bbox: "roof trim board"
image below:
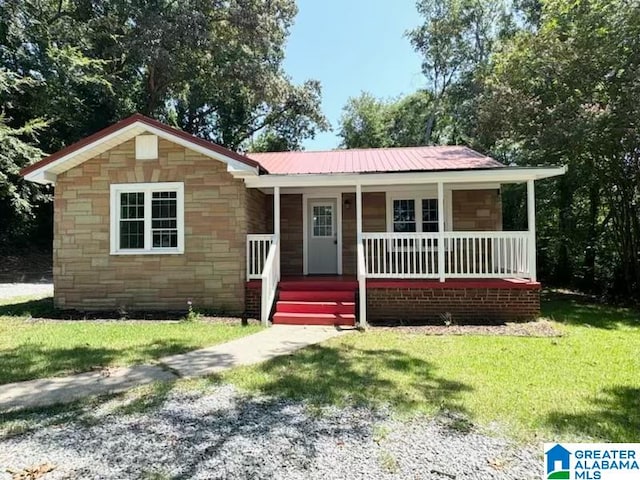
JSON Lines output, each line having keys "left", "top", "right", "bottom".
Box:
{"left": 243, "top": 166, "right": 567, "bottom": 188}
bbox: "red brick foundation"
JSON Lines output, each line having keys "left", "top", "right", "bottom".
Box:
{"left": 245, "top": 282, "right": 261, "bottom": 319}
{"left": 366, "top": 280, "right": 540, "bottom": 325}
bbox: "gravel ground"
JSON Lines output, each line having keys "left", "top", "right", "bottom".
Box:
{"left": 0, "top": 384, "right": 540, "bottom": 480}
{"left": 0, "top": 283, "right": 53, "bottom": 301}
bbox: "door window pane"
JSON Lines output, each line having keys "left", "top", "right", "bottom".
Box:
{"left": 313, "top": 205, "right": 333, "bottom": 237}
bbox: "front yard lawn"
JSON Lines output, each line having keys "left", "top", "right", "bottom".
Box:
{"left": 0, "top": 296, "right": 261, "bottom": 385}
{"left": 222, "top": 292, "right": 640, "bottom": 442}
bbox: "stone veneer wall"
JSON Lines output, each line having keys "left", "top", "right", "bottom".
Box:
{"left": 54, "top": 137, "right": 251, "bottom": 313}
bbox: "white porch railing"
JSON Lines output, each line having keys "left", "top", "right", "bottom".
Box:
{"left": 443, "top": 231, "right": 530, "bottom": 278}
{"left": 362, "top": 232, "right": 440, "bottom": 278}
{"left": 260, "top": 234, "right": 280, "bottom": 325}
{"left": 356, "top": 240, "right": 367, "bottom": 328}
{"left": 247, "top": 234, "right": 276, "bottom": 280}
{"left": 361, "top": 231, "right": 532, "bottom": 279}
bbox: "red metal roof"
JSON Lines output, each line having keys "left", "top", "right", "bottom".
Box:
{"left": 21, "top": 114, "right": 503, "bottom": 179}
{"left": 247, "top": 146, "right": 504, "bottom": 174}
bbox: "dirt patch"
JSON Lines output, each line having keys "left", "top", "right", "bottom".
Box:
{"left": 372, "top": 320, "right": 561, "bottom": 337}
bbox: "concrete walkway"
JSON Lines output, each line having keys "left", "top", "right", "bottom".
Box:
{"left": 0, "top": 325, "right": 349, "bottom": 413}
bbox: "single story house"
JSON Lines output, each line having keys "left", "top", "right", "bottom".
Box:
{"left": 21, "top": 114, "right": 566, "bottom": 327}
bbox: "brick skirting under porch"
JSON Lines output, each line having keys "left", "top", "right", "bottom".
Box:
{"left": 245, "top": 282, "right": 262, "bottom": 319}
{"left": 366, "top": 279, "right": 541, "bottom": 325}
{"left": 246, "top": 278, "right": 541, "bottom": 325}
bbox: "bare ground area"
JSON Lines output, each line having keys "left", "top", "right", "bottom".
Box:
{"left": 371, "top": 320, "right": 561, "bottom": 337}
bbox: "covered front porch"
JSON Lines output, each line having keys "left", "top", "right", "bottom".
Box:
{"left": 244, "top": 167, "right": 564, "bottom": 326}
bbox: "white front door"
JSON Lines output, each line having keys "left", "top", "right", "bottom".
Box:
{"left": 307, "top": 199, "right": 338, "bottom": 274}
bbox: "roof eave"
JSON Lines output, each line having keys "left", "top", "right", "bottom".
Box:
{"left": 247, "top": 165, "right": 567, "bottom": 188}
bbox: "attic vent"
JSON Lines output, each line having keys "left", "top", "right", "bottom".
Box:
{"left": 135, "top": 135, "right": 158, "bottom": 160}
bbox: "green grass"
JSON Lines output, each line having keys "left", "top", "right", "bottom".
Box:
{"left": 221, "top": 292, "right": 640, "bottom": 442}
{"left": 0, "top": 295, "right": 261, "bottom": 385}
{"left": 2, "top": 291, "right": 638, "bottom": 443}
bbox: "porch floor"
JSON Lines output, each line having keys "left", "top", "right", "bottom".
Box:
{"left": 247, "top": 276, "right": 539, "bottom": 290}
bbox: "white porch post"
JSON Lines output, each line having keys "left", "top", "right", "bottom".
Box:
{"left": 274, "top": 186, "right": 281, "bottom": 281}
{"left": 437, "top": 182, "right": 446, "bottom": 282}
{"left": 527, "top": 179, "right": 537, "bottom": 282}
{"left": 356, "top": 184, "right": 367, "bottom": 327}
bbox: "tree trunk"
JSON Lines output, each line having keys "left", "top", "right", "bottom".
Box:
{"left": 582, "top": 180, "right": 599, "bottom": 291}
{"left": 555, "top": 174, "right": 574, "bottom": 285}
{"left": 424, "top": 112, "right": 435, "bottom": 145}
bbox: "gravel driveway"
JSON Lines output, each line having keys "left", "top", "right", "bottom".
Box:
{"left": 0, "top": 384, "right": 539, "bottom": 480}
{"left": 0, "top": 283, "right": 53, "bottom": 300}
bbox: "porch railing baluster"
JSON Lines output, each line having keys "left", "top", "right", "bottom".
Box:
{"left": 359, "top": 231, "right": 532, "bottom": 280}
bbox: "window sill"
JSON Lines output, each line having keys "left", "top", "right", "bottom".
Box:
{"left": 110, "top": 249, "right": 184, "bottom": 256}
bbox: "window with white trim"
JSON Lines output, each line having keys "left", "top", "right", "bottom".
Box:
{"left": 110, "top": 182, "right": 184, "bottom": 255}
{"left": 389, "top": 197, "right": 439, "bottom": 233}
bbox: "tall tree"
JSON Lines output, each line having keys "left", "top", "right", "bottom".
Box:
{"left": 478, "top": 0, "right": 640, "bottom": 298}
{"left": 407, "top": 0, "right": 510, "bottom": 143}
{"left": 0, "top": 0, "right": 328, "bottom": 248}
{"left": 0, "top": 0, "right": 328, "bottom": 152}
{"left": 0, "top": 69, "right": 50, "bottom": 249}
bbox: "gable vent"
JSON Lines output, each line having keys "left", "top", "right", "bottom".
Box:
{"left": 135, "top": 135, "right": 158, "bottom": 160}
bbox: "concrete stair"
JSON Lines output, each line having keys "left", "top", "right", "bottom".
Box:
{"left": 271, "top": 279, "right": 357, "bottom": 326}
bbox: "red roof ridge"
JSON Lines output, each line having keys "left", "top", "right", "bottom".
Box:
{"left": 247, "top": 144, "right": 485, "bottom": 156}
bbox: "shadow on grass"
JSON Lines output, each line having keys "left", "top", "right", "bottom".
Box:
{"left": 225, "top": 343, "right": 473, "bottom": 415}
{"left": 542, "top": 291, "right": 640, "bottom": 329}
{"left": 0, "top": 297, "right": 59, "bottom": 318}
{"left": 546, "top": 386, "right": 640, "bottom": 442}
{"left": 0, "top": 339, "right": 201, "bottom": 385}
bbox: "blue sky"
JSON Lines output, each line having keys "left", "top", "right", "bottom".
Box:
{"left": 283, "top": 0, "right": 425, "bottom": 151}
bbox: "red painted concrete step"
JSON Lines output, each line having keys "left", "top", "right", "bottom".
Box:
{"left": 276, "top": 301, "right": 356, "bottom": 315}
{"left": 278, "top": 290, "right": 356, "bottom": 302}
{"left": 272, "top": 312, "right": 356, "bottom": 326}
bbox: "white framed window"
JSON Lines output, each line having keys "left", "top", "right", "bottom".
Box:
{"left": 387, "top": 196, "right": 440, "bottom": 233}
{"left": 110, "top": 182, "right": 184, "bottom": 255}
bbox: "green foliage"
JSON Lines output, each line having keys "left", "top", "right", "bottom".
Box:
{"left": 406, "top": 0, "right": 512, "bottom": 143}
{"left": 0, "top": 0, "right": 328, "bottom": 248}
{"left": 478, "top": 0, "right": 640, "bottom": 298}
{"left": 0, "top": 69, "right": 51, "bottom": 249}
{"left": 338, "top": 91, "right": 435, "bottom": 149}
{"left": 338, "top": 92, "right": 391, "bottom": 148}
